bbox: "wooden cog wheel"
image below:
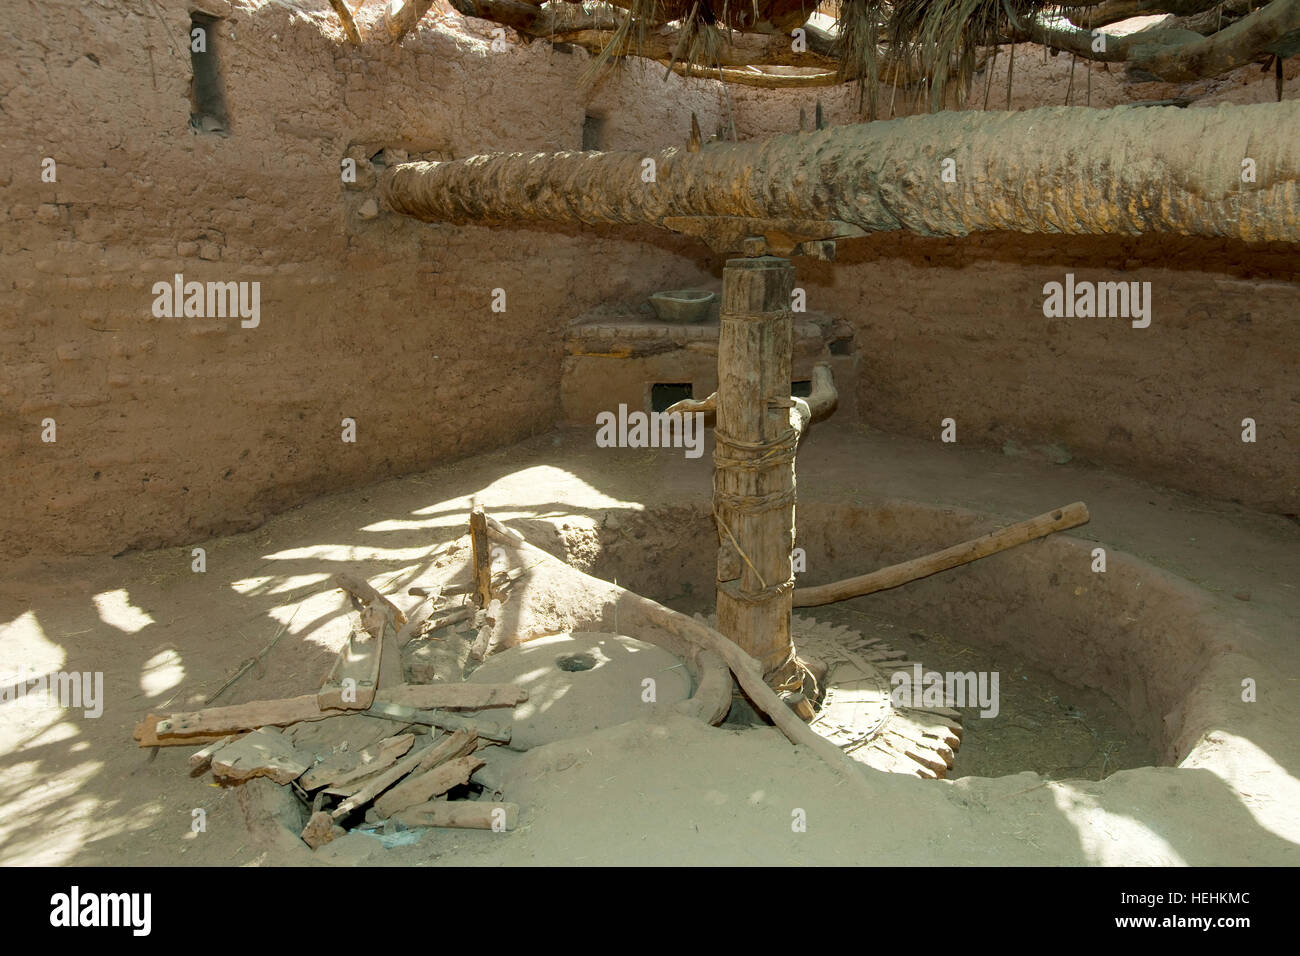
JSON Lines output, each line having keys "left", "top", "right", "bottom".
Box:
{"left": 791, "top": 614, "right": 964, "bottom": 779}
{"left": 698, "top": 612, "right": 964, "bottom": 779}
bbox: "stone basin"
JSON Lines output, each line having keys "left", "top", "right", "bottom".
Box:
{"left": 648, "top": 289, "right": 716, "bottom": 324}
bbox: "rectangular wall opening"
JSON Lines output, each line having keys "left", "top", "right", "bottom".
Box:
{"left": 582, "top": 113, "right": 606, "bottom": 151}
{"left": 190, "top": 13, "right": 228, "bottom": 133}
{"left": 651, "top": 383, "right": 693, "bottom": 413}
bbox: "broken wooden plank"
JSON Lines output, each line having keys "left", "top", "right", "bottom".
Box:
{"left": 373, "top": 754, "right": 484, "bottom": 818}
{"left": 149, "top": 695, "right": 412, "bottom": 748}
{"left": 329, "top": 738, "right": 436, "bottom": 817}
{"left": 416, "top": 606, "right": 474, "bottom": 636}
{"left": 344, "top": 730, "right": 473, "bottom": 800}
{"left": 301, "top": 809, "right": 347, "bottom": 849}
{"left": 363, "top": 700, "right": 512, "bottom": 742}
{"left": 210, "top": 727, "right": 314, "bottom": 785}
{"left": 333, "top": 571, "right": 407, "bottom": 627}
{"left": 299, "top": 732, "right": 416, "bottom": 791}
{"left": 469, "top": 597, "right": 502, "bottom": 663}
{"left": 393, "top": 800, "right": 519, "bottom": 831}
{"left": 330, "top": 729, "right": 475, "bottom": 820}
{"left": 288, "top": 712, "right": 403, "bottom": 755}
{"left": 188, "top": 734, "right": 239, "bottom": 772}
{"left": 469, "top": 505, "right": 493, "bottom": 608}
{"left": 395, "top": 593, "right": 438, "bottom": 647}
{"left": 377, "top": 682, "right": 527, "bottom": 710}
{"left": 317, "top": 619, "right": 381, "bottom": 711}
{"left": 134, "top": 714, "right": 231, "bottom": 748}
{"left": 321, "top": 737, "right": 417, "bottom": 792}
{"left": 151, "top": 694, "right": 327, "bottom": 740}
{"left": 378, "top": 608, "right": 405, "bottom": 690}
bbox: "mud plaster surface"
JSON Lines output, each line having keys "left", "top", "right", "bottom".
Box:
{"left": 6, "top": 4, "right": 1299, "bottom": 563}
{"left": 2, "top": 425, "right": 1297, "bottom": 866}
{"left": 466, "top": 632, "right": 692, "bottom": 750}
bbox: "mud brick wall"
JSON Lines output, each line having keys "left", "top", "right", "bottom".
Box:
{"left": 798, "top": 233, "right": 1300, "bottom": 514}
{"left": 3, "top": 1, "right": 1299, "bottom": 563}
{"left": 0, "top": 0, "right": 730, "bottom": 559}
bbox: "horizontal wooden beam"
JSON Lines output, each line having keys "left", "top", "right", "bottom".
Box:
{"left": 384, "top": 100, "right": 1300, "bottom": 243}
{"left": 793, "top": 503, "right": 1091, "bottom": 607}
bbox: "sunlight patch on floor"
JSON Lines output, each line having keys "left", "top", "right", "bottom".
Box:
{"left": 92, "top": 589, "right": 155, "bottom": 634}
{"left": 140, "top": 648, "right": 185, "bottom": 698}
{"left": 1050, "top": 784, "right": 1187, "bottom": 865}
{"left": 0, "top": 610, "right": 67, "bottom": 675}
{"left": 1185, "top": 732, "right": 1300, "bottom": 846}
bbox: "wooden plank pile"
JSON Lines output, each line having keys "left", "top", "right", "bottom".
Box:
{"left": 132, "top": 506, "right": 530, "bottom": 850}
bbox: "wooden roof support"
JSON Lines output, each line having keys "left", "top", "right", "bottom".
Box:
{"left": 714, "top": 256, "right": 801, "bottom": 690}
{"left": 383, "top": 100, "right": 1300, "bottom": 244}
{"left": 384, "top": 0, "right": 437, "bottom": 43}
{"left": 329, "top": 0, "right": 363, "bottom": 45}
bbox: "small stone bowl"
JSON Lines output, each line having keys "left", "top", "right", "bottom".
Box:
{"left": 648, "top": 289, "right": 717, "bottom": 324}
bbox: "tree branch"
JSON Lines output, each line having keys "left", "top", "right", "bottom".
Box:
{"left": 667, "top": 62, "right": 845, "bottom": 87}
{"left": 548, "top": 26, "right": 840, "bottom": 69}
{"left": 441, "top": 0, "right": 1300, "bottom": 87}
{"left": 443, "top": 0, "right": 548, "bottom": 34}
{"left": 1135, "top": 0, "right": 1300, "bottom": 79}
{"left": 1013, "top": 0, "right": 1300, "bottom": 80}
{"left": 1065, "top": 0, "right": 1225, "bottom": 29}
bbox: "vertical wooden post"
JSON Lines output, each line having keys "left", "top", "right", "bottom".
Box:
{"left": 714, "top": 256, "right": 800, "bottom": 691}
{"left": 469, "top": 504, "right": 493, "bottom": 608}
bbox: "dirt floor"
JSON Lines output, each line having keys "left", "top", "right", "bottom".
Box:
{"left": 2, "top": 422, "right": 1298, "bottom": 866}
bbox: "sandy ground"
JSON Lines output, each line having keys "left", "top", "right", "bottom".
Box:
{"left": 2, "top": 423, "right": 1298, "bottom": 866}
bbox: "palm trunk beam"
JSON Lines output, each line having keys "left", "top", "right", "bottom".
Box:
{"left": 384, "top": 101, "right": 1300, "bottom": 243}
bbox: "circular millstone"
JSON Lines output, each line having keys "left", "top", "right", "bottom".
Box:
{"left": 465, "top": 632, "right": 692, "bottom": 750}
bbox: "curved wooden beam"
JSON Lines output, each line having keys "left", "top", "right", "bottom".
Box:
{"left": 483, "top": 516, "right": 879, "bottom": 795}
